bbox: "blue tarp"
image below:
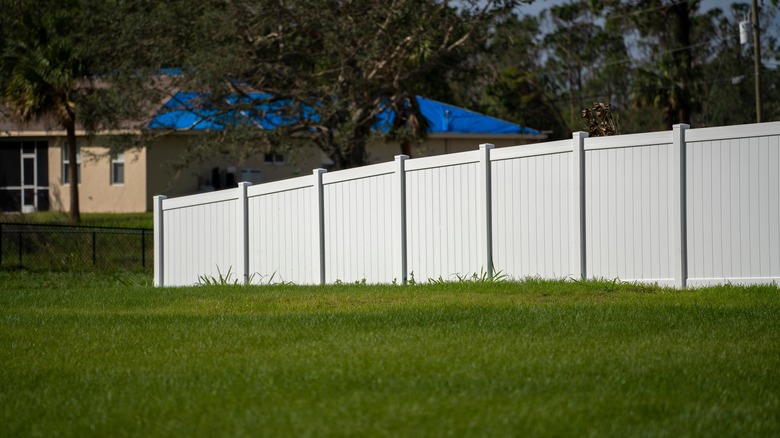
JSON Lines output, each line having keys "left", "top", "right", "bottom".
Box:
{"left": 148, "top": 92, "right": 540, "bottom": 135}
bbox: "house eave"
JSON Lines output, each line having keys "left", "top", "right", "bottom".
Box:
{"left": 2, "top": 128, "right": 548, "bottom": 142}
{"left": 1, "top": 129, "right": 143, "bottom": 138}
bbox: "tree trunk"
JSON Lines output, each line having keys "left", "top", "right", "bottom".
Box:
{"left": 66, "top": 116, "right": 81, "bottom": 223}
{"left": 336, "top": 121, "right": 371, "bottom": 169}
{"left": 343, "top": 135, "right": 367, "bottom": 168}
{"left": 393, "top": 102, "right": 414, "bottom": 158}
{"left": 672, "top": 1, "right": 692, "bottom": 126}
{"left": 400, "top": 138, "right": 413, "bottom": 158}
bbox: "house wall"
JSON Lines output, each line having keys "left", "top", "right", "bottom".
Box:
{"left": 144, "top": 135, "right": 542, "bottom": 211}
{"left": 32, "top": 134, "right": 542, "bottom": 213}
{"left": 144, "top": 136, "right": 323, "bottom": 211}
{"left": 369, "top": 137, "right": 539, "bottom": 163}
{"left": 48, "top": 138, "right": 147, "bottom": 213}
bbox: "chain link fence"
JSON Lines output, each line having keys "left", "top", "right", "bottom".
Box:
{"left": 0, "top": 222, "right": 153, "bottom": 271}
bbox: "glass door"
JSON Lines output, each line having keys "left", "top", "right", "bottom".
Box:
{"left": 21, "top": 154, "right": 36, "bottom": 213}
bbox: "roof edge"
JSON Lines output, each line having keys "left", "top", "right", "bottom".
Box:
{"left": 426, "top": 132, "right": 548, "bottom": 140}
{"left": 1, "top": 129, "right": 143, "bottom": 138}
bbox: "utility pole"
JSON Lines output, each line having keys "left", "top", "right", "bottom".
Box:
{"left": 752, "top": 0, "right": 762, "bottom": 122}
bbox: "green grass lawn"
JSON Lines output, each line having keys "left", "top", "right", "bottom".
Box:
{"left": 1, "top": 272, "right": 778, "bottom": 437}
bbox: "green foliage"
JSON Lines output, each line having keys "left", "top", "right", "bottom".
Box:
{"left": 455, "top": 268, "right": 510, "bottom": 283}
{"left": 3, "top": 0, "right": 778, "bottom": 172}
{"left": 197, "top": 267, "right": 296, "bottom": 286}
{"left": 1, "top": 272, "right": 779, "bottom": 436}
{"left": 484, "top": 0, "right": 780, "bottom": 136}
{"left": 429, "top": 268, "right": 509, "bottom": 284}
{"left": 0, "top": 0, "right": 170, "bottom": 221}
{"left": 137, "top": 0, "right": 526, "bottom": 168}
{"left": 0, "top": 0, "right": 89, "bottom": 221}
{"left": 0, "top": 1, "right": 85, "bottom": 120}
{"left": 198, "top": 266, "right": 239, "bottom": 286}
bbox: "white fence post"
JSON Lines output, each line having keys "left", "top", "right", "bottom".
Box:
{"left": 479, "top": 144, "right": 495, "bottom": 276}
{"left": 672, "top": 124, "right": 689, "bottom": 289}
{"left": 571, "top": 132, "right": 588, "bottom": 280}
{"left": 236, "top": 182, "right": 251, "bottom": 285}
{"left": 312, "top": 168, "right": 327, "bottom": 285}
{"left": 394, "top": 155, "right": 409, "bottom": 284}
{"left": 153, "top": 195, "right": 166, "bottom": 287}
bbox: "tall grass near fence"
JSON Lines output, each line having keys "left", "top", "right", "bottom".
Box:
{"left": 1, "top": 273, "right": 778, "bottom": 437}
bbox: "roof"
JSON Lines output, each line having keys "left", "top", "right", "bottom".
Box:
{"left": 148, "top": 92, "right": 542, "bottom": 136}
{"left": 413, "top": 97, "right": 540, "bottom": 135}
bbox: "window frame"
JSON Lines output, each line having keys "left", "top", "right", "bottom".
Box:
{"left": 62, "top": 143, "right": 81, "bottom": 185}
{"left": 263, "top": 152, "right": 285, "bottom": 165}
{"left": 110, "top": 152, "right": 125, "bottom": 185}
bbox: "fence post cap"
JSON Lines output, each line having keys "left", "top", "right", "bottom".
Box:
{"left": 312, "top": 168, "right": 327, "bottom": 176}
{"left": 479, "top": 143, "right": 495, "bottom": 150}
{"left": 394, "top": 154, "right": 409, "bottom": 161}
{"left": 673, "top": 124, "right": 690, "bottom": 130}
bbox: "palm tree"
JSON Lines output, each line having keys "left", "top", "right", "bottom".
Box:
{"left": 1, "top": 15, "right": 88, "bottom": 222}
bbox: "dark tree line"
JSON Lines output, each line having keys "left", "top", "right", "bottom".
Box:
{"left": 478, "top": 0, "right": 780, "bottom": 139}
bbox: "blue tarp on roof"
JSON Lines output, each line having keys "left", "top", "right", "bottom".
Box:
{"left": 148, "top": 92, "right": 224, "bottom": 131}
{"left": 148, "top": 91, "right": 540, "bottom": 135}
{"left": 415, "top": 96, "right": 539, "bottom": 135}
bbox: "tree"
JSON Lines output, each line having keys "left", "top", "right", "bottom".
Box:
{"left": 481, "top": 14, "right": 570, "bottom": 139}
{"left": 1, "top": 0, "right": 184, "bottom": 219}
{"left": 696, "top": 3, "right": 780, "bottom": 126}
{"left": 478, "top": 2, "right": 631, "bottom": 138}
{"left": 592, "top": 0, "right": 710, "bottom": 128}
{"left": 150, "top": 0, "right": 524, "bottom": 169}
{"left": 0, "top": 2, "right": 90, "bottom": 222}
{"left": 477, "top": 0, "right": 780, "bottom": 136}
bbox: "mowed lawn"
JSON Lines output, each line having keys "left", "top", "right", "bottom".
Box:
{"left": 1, "top": 272, "right": 778, "bottom": 437}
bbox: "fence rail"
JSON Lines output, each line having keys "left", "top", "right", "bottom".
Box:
{"left": 0, "top": 222, "right": 153, "bottom": 271}
{"left": 154, "top": 122, "right": 780, "bottom": 288}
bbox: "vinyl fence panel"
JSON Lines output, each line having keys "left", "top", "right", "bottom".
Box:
{"left": 686, "top": 124, "right": 780, "bottom": 286}
{"left": 247, "top": 176, "right": 315, "bottom": 284}
{"left": 491, "top": 141, "right": 573, "bottom": 279}
{"left": 405, "top": 152, "right": 482, "bottom": 282}
{"left": 160, "top": 190, "right": 238, "bottom": 286}
{"left": 584, "top": 133, "right": 676, "bottom": 285}
{"left": 322, "top": 163, "right": 397, "bottom": 284}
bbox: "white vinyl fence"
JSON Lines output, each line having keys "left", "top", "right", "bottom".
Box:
{"left": 154, "top": 122, "right": 780, "bottom": 288}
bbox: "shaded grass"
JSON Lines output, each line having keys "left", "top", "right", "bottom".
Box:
{"left": 0, "top": 212, "right": 152, "bottom": 229}
{"left": 1, "top": 272, "right": 778, "bottom": 437}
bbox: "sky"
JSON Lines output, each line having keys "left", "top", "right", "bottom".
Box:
{"left": 517, "top": 0, "right": 761, "bottom": 18}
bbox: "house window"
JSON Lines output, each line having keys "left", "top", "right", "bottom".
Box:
{"left": 111, "top": 152, "right": 125, "bottom": 185}
{"left": 264, "top": 153, "right": 285, "bottom": 165}
{"left": 62, "top": 143, "right": 81, "bottom": 184}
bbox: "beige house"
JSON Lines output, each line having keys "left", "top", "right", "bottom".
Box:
{"left": 1, "top": 96, "right": 546, "bottom": 213}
